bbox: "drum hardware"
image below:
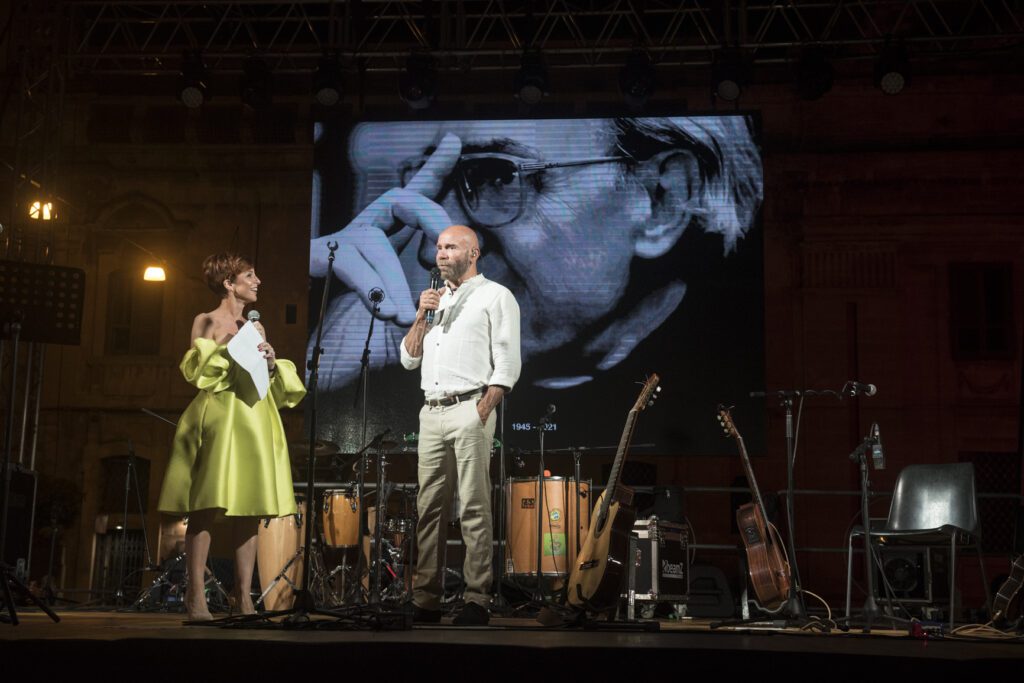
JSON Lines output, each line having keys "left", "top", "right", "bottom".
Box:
{"left": 256, "top": 497, "right": 307, "bottom": 612}
{"left": 132, "top": 552, "right": 229, "bottom": 612}
{"left": 255, "top": 547, "right": 303, "bottom": 610}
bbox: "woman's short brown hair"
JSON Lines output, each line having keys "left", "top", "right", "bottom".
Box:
{"left": 202, "top": 253, "right": 253, "bottom": 297}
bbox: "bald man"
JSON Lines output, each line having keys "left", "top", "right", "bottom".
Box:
{"left": 400, "top": 224, "right": 521, "bottom": 626}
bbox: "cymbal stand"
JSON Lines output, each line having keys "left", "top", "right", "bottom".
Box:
{"left": 370, "top": 434, "right": 393, "bottom": 604}
{"left": 114, "top": 439, "right": 158, "bottom": 608}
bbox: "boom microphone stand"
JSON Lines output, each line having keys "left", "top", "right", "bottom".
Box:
{"left": 354, "top": 287, "right": 384, "bottom": 604}
{"left": 746, "top": 387, "right": 846, "bottom": 624}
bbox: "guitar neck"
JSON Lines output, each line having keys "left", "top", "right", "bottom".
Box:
{"left": 599, "top": 409, "right": 639, "bottom": 522}
{"left": 735, "top": 433, "right": 773, "bottom": 531}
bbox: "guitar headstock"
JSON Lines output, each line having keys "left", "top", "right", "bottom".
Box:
{"left": 717, "top": 405, "right": 740, "bottom": 439}
{"left": 633, "top": 373, "right": 662, "bottom": 412}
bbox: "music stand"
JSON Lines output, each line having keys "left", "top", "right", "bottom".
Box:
{"left": 0, "top": 260, "right": 84, "bottom": 625}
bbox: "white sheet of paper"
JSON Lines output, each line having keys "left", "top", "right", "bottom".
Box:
{"left": 227, "top": 320, "right": 270, "bottom": 400}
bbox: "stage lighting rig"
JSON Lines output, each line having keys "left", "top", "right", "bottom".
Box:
{"left": 619, "top": 50, "right": 655, "bottom": 109}
{"left": 241, "top": 55, "right": 273, "bottom": 108}
{"left": 712, "top": 48, "right": 750, "bottom": 102}
{"left": 514, "top": 50, "right": 548, "bottom": 105}
{"left": 313, "top": 56, "right": 343, "bottom": 107}
{"left": 875, "top": 39, "right": 910, "bottom": 95}
{"left": 178, "top": 51, "right": 209, "bottom": 108}
{"left": 399, "top": 53, "right": 436, "bottom": 110}
{"left": 796, "top": 46, "right": 834, "bottom": 101}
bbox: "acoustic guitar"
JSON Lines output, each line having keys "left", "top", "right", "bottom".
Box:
{"left": 991, "top": 554, "right": 1024, "bottom": 629}
{"left": 718, "top": 407, "right": 792, "bottom": 609}
{"left": 567, "top": 374, "right": 661, "bottom": 611}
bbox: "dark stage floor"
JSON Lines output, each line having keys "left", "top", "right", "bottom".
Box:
{"left": 2, "top": 608, "right": 1022, "bottom": 679}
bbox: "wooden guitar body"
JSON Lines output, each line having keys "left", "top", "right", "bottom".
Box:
{"left": 718, "top": 407, "right": 793, "bottom": 611}
{"left": 567, "top": 489, "right": 636, "bottom": 610}
{"left": 565, "top": 374, "right": 660, "bottom": 614}
{"left": 736, "top": 502, "right": 791, "bottom": 609}
{"left": 992, "top": 554, "right": 1024, "bottom": 628}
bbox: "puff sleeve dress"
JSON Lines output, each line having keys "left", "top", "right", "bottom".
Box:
{"left": 157, "top": 337, "right": 307, "bottom": 518}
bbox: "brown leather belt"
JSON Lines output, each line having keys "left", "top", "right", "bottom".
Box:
{"left": 425, "top": 389, "right": 483, "bottom": 408}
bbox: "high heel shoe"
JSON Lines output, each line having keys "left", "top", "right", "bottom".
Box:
{"left": 228, "top": 590, "right": 256, "bottom": 616}
{"left": 184, "top": 591, "right": 213, "bottom": 623}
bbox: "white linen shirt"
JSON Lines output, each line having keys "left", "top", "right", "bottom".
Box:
{"left": 400, "top": 274, "right": 521, "bottom": 400}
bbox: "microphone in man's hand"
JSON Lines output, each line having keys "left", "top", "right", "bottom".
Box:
{"left": 425, "top": 267, "right": 441, "bottom": 325}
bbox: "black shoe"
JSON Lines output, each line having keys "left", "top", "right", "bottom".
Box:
{"left": 453, "top": 602, "right": 489, "bottom": 626}
{"left": 412, "top": 605, "right": 442, "bottom": 624}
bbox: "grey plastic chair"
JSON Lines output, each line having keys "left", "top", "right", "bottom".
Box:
{"left": 845, "top": 463, "right": 991, "bottom": 628}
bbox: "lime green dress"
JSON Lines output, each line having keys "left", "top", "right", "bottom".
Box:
{"left": 157, "top": 337, "right": 307, "bottom": 518}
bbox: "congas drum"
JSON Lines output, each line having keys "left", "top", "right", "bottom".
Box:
{"left": 256, "top": 496, "right": 306, "bottom": 611}
{"left": 322, "top": 488, "right": 361, "bottom": 548}
{"left": 505, "top": 477, "right": 591, "bottom": 578}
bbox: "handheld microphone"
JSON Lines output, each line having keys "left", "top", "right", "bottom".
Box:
{"left": 247, "top": 309, "right": 260, "bottom": 323}
{"left": 846, "top": 381, "right": 877, "bottom": 397}
{"left": 425, "top": 267, "right": 441, "bottom": 325}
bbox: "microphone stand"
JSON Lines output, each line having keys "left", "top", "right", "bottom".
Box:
{"left": 747, "top": 387, "right": 842, "bottom": 624}
{"left": 532, "top": 409, "right": 554, "bottom": 602}
{"left": 276, "top": 240, "right": 344, "bottom": 622}
{"left": 354, "top": 289, "right": 383, "bottom": 603}
{"left": 492, "top": 396, "right": 509, "bottom": 612}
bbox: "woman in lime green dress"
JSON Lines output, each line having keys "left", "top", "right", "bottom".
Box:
{"left": 158, "top": 253, "right": 306, "bottom": 621}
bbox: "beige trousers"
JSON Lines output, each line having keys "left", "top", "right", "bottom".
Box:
{"left": 413, "top": 398, "right": 496, "bottom": 609}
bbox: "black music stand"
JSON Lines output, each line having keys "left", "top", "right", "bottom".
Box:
{"left": 0, "top": 260, "right": 84, "bottom": 625}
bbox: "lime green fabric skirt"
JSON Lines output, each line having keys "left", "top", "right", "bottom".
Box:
{"left": 157, "top": 338, "right": 306, "bottom": 518}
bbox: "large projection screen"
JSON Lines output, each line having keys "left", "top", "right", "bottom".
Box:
{"left": 308, "top": 115, "right": 765, "bottom": 459}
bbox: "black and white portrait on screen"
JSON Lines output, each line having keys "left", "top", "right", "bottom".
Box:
{"left": 308, "top": 116, "right": 765, "bottom": 456}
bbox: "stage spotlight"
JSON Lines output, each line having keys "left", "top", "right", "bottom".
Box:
{"left": 28, "top": 201, "right": 54, "bottom": 220}
{"left": 313, "top": 56, "right": 343, "bottom": 106}
{"left": 143, "top": 266, "right": 166, "bottom": 282}
{"left": 875, "top": 40, "right": 909, "bottom": 95}
{"left": 178, "top": 51, "right": 209, "bottom": 108}
{"left": 712, "top": 48, "right": 750, "bottom": 102}
{"left": 399, "top": 53, "right": 436, "bottom": 110}
{"left": 515, "top": 50, "right": 548, "bottom": 104}
{"left": 619, "top": 50, "right": 655, "bottom": 108}
{"left": 241, "top": 55, "right": 273, "bottom": 108}
{"left": 796, "top": 46, "right": 833, "bottom": 101}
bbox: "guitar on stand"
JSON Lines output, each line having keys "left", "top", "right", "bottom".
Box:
{"left": 717, "top": 406, "right": 791, "bottom": 610}
{"left": 991, "top": 554, "right": 1024, "bottom": 630}
{"left": 567, "top": 374, "right": 661, "bottom": 613}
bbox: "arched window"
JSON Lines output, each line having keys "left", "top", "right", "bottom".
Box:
{"left": 105, "top": 268, "right": 164, "bottom": 355}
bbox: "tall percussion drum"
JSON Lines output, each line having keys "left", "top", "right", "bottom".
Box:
{"left": 256, "top": 496, "right": 306, "bottom": 611}
{"left": 322, "top": 488, "right": 362, "bottom": 548}
{"left": 505, "top": 477, "right": 591, "bottom": 578}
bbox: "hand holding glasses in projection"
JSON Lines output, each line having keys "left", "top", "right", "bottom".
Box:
{"left": 309, "top": 130, "right": 630, "bottom": 327}
{"left": 310, "top": 132, "right": 461, "bottom": 325}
